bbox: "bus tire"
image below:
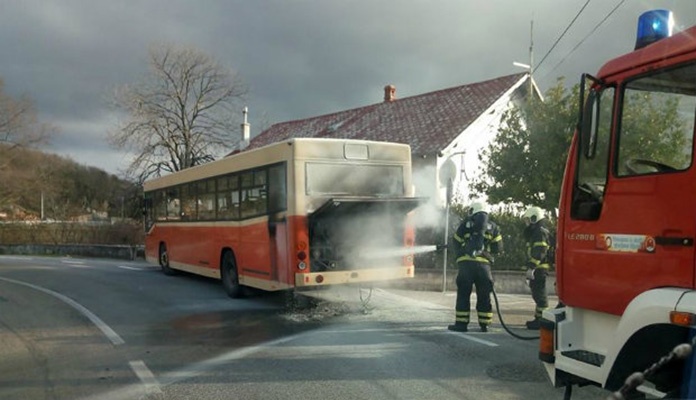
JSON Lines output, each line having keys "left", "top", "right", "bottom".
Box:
{"left": 159, "top": 243, "right": 176, "bottom": 276}
{"left": 221, "top": 251, "right": 243, "bottom": 298}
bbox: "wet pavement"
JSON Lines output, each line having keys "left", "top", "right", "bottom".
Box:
{"left": 294, "top": 285, "right": 558, "bottom": 333}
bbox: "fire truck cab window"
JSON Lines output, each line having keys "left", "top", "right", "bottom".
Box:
{"left": 572, "top": 85, "right": 614, "bottom": 220}
{"left": 617, "top": 64, "right": 696, "bottom": 177}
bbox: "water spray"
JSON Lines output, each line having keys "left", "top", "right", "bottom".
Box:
{"left": 362, "top": 245, "right": 437, "bottom": 259}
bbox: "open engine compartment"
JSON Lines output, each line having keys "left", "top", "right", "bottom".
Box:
{"left": 308, "top": 198, "right": 422, "bottom": 272}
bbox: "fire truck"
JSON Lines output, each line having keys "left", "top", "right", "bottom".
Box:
{"left": 539, "top": 10, "right": 696, "bottom": 398}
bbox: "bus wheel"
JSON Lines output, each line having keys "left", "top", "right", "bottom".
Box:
{"left": 221, "top": 251, "right": 243, "bottom": 298}
{"left": 159, "top": 244, "right": 176, "bottom": 276}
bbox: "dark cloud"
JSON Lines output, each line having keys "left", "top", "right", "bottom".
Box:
{"left": 0, "top": 0, "right": 694, "bottom": 174}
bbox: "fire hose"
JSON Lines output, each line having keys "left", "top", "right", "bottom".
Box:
{"left": 491, "top": 286, "right": 539, "bottom": 341}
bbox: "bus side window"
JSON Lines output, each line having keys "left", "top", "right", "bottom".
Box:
{"left": 143, "top": 194, "right": 154, "bottom": 230}
{"left": 180, "top": 183, "right": 196, "bottom": 220}
{"left": 166, "top": 188, "right": 180, "bottom": 220}
{"left": 254, "top": 170, "right": 268, "bottom": 216}
{"left": 153, "top": 190, "right": 167, "bottom": 221}
{"left": 197, "top": 179, "right": 216, "bottom": 220}
{"left": 217, "top": 175, "right": 240, "bottom": 220}
{"left": 268, "top": 163, "right": 287, "bottom": 212}
{"left": 241, "top": 171, "right": 265, "bottom": 218}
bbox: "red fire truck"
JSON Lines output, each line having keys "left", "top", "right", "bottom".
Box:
{"left": 539, "top": 10, "right": 696, "bottom": 398}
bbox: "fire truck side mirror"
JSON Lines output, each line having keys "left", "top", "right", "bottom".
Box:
{"left": 579, "top": 74, "right": 603, "bottom": 160}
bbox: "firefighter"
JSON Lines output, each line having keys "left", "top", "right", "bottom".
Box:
{"left": 522, "top": 206, "right": 552, "bottom": 330}
{"left": 448, "top": 201, "right": 503, "bottom": 333}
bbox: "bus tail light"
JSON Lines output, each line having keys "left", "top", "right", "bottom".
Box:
{"left": 315, "top": 275, "right": 324, "bottom": 284}
{"left": 539, "top": 319, "right": 556, "bottom": 363}
{"left": 670, "top": 311, "right": 696, "bottom": 327}
{"left": 297, "top": 251, "right": 307, "bottom": 261}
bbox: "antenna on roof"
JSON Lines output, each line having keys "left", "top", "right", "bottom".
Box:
{"left": 240, "top": 106, "right": 250, "bottom": 150}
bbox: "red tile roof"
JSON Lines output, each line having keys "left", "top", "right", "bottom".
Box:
{"left": 245, "top": 73, "right": 527, "bottom": 156}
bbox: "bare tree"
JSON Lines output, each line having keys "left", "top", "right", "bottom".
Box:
{"left": 0, "top": 78, "right": 52, "bottom": 166}
{"left": 110, "top": 44, "right": 247, "bottom": 182}
{"left": 0, "top": 78, "right": 53, "bottom": 211}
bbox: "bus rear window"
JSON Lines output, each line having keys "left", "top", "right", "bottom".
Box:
{"left": 306, "top": 163, "right": 404, "bottom": 196}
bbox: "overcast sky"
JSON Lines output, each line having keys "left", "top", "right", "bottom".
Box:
{"left": 1, "top": 1, "right": 694, "bottom": 176}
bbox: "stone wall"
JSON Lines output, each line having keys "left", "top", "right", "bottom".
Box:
{"left": 0, "top": 244, "right": 145, "bottom": 260}
{"left": 393, "top": 269, "right": 557, "bottom": 295}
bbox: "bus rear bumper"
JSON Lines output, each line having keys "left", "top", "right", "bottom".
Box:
{"left": 295, "top": 266, "right": 414, "bottom": 287}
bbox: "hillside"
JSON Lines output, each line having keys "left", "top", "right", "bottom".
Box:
{"left": 0, "top": 145, "right": 141, "bottom": 222}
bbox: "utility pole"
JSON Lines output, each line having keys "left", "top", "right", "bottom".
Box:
{"left": 529, "top": 18, "right": 534, "bottom": 98}
{"left": 513, "top": 18, "right": 535, "bottom": 99}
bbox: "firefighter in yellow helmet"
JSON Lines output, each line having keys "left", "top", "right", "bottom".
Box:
{"left": 522, "top": 206, "right": 552, "bottom": 330}
{"left": 448, "top": 201, "right": 503, "bottom": 333}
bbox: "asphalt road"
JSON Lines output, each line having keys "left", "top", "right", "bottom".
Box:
{"left": 0, "top": 255, "right": 607, "bottom": 400}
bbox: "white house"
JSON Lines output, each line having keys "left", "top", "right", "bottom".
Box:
{"left": 241, "top": 72, "right": 541, "bottom": 217}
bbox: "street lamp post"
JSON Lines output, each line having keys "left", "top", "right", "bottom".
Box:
{"left": 439, "top": 152, "right": 465, "bottom": 293}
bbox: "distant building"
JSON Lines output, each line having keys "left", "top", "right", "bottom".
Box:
{"left": 238, "top": 72, "right": 540, "bottom": 217}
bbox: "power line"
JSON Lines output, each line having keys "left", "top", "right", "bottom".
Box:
{"left": 540, "top": 0, "right": 627, "bottom": 81}
{"left": 535, "top": 0, "right": 592, "bottom": 72}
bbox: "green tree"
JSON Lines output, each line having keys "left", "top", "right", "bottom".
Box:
{"left": 471, "top": 79, "right": 577, "bottom": 215}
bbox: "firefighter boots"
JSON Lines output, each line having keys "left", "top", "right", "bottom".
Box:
{"left": 447, "top": 323, "right": 468, "bottom": 332}
{"left": 525, "top": 319, "right": 541, "bottom": 330}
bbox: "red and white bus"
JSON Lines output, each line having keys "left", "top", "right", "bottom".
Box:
{"left": 143, "top": 138, "right": 419, "bottom": 297}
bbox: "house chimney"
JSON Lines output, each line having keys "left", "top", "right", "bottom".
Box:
{"left": 240, "top": 106, "right": 250, "bottom": 149}
{"left": 384, "top": 85, "right": 396, "bottom": 102}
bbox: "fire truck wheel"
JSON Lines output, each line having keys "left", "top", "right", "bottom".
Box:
{"left": 221, "top": 251, "right": 243, "bottom": 298}
{"left": 159, "top": 243, "right": 177, "bottom": 276}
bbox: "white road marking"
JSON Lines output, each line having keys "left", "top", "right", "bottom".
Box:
{"left": 117, "top": 265, "right": 156, "bottom": 271}
{"left": 128, "top": 360, "right": 162, "bottom": 396}
{"left": 0, "top": 277, "right": 125, "bottom": 346}
{"left": 158, "top": 333, "right": 303, "bottom": 385}
{"left": 637, "top": 384, "right": 666, "bottom": 398}
{"left": 320, "top": 328, "right": 406, "bottom": 334}
{"left": 77, "top": 333, "right": 306, "bottom": 400}
{"left": 312, "top": 326, "right": 500, "bottom": 347}
{"left": 0, "top": 256, "right": 34, "bottom": 261}
{"left": 61, "top": 260, "right": 86, "bottom": 265}
{"left": 448, "top": 331, "right": 499, "bottom": 347}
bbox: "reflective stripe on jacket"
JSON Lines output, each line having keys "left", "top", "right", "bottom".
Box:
{"left": 524, "top": 223, "right": 551, "bottom": 269}
{"left": 454, "top": 212, "right": 502, "bottom": 264}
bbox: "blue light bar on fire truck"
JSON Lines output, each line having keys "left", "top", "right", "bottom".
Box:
{"left": 635, "top": 9, "right": 674, "bottom": 50}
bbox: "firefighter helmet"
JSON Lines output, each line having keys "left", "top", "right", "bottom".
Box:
{"left": 468, "top": 201, "right": 489, "bottom": 215}
{"left": 522, "top": 206, "right": 545, "bottom": 223}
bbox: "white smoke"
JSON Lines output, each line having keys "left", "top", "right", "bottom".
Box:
{"left": 410, "top": 163, "right": 445, "bottom": 230}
